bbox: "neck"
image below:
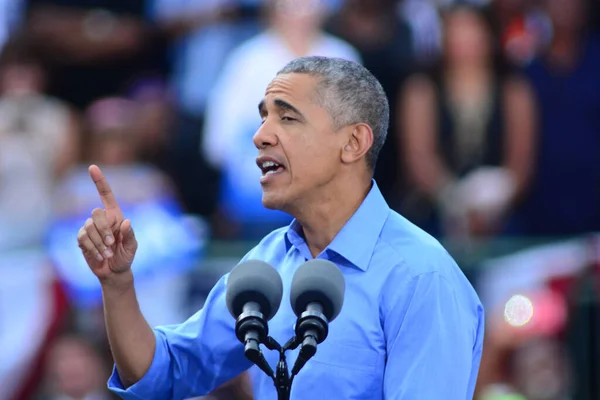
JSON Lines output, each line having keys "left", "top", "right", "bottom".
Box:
{"left": 292, "top": 174, "right": 372, "bottom": 258}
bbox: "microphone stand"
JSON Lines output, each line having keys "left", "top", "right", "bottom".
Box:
{"left": 242, "top": 335, "right": 304, "bottom": 400}
{"left": 234, "top": 310, "right": 310, "bottom": 399}
{"left": 235, "top": 305, "right": 330, "bottom": 399}
{"left": 263, "top": 336, "right": 304, "bottom": 400}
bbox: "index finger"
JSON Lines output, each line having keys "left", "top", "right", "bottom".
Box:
{"left": 89, "top": 165, "right": 121, "bottom": 211}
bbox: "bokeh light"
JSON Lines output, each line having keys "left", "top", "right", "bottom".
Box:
{"left": 504, "top": 294, "right": 534, "bottom": 327}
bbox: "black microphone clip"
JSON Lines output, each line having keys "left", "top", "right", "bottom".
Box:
{"left": 291, "top": 302, "right": 329, "bottom": 376}
{"left": 235, "top": 302, "right": 274, "bottom": 378}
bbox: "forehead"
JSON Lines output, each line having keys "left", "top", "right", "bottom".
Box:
{"left": 264, "top": 73, "right": 319, "bottom": 104}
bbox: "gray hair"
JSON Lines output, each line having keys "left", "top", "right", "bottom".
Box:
{"left": 277, "top": 56, "right": 389, "bottom": 171}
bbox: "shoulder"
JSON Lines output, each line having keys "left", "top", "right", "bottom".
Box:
{"left": 376, "top": 213, "right": 483, "bottom": 329}
{"left": 376, "top": 211, "right": 481, "bottom": 305}
{"left": 378, "top": 211, "right": 455, "bottom": 277}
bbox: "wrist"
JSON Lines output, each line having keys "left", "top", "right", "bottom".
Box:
{"left": 100, "top": 270, "right": 135, "bottom": 295}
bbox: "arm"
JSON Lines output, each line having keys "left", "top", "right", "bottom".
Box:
{"left": 77, "top": 166, "right": 250, "bottom": 399}
{"left": 501, "top": 76, "right": 537, "bottom": 204}
{"left": 399, "top": 74, "right": 455, "bottom": 200}
{"left": 107, "top": 274, "right": 252, "bottom": 399}
{"left": 103, "top": 273, "right": 156, "bottom": 389}
{"left": 382, "top": 271, "right": 485, "bottom": 399}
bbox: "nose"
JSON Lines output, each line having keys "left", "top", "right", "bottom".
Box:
{"left": 253, "top": 119, "right": 279, "bottom": 149}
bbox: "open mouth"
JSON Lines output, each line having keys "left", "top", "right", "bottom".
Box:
{"left": 259, "top": 160, "right": 285, "bottom": 176}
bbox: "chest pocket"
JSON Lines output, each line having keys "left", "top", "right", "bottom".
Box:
{"left": 310, "top": 341, "right": 378, "bottom": 373}
{"left": 288, "top": 340, "right": 382, "bottom": 400}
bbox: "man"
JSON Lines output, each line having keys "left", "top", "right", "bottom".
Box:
{"left": 77, "top": 56, "right": 484, "bottom": 399}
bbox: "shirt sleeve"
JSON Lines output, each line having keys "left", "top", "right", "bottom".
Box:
{"left": 382, "top": 271, "right": 484, "bottom": 400}
{"left": 107, "top": 273, "right": 253, "bottom": 399}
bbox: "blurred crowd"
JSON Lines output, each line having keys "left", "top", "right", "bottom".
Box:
{"left": 0, "top": 0, "right": 599, "bottom": 399}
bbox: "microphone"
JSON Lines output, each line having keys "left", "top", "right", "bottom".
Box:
{"left": 289, "top": 259, "right": 345, "bottom": 376}
{"left": 226, "top": 260, "right": 283, "bottom": 378}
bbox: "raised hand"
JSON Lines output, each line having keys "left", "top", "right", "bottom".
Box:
{"left": 77, "top": 165, "right": 138, "bottom": 282}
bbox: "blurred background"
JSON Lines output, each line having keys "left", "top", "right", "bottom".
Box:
{"left": 0, "top": 0, "right": 598, "bottom": 399}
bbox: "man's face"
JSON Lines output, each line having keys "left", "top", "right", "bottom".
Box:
{"left": 254, "top": 73, "right": 345, "bottom": 211}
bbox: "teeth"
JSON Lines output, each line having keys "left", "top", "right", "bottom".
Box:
{"left": 265, "top": 170, "right": 277, "bottom": 176}
{"left": 262, "top": 160, "right": 279, "bottom": 169}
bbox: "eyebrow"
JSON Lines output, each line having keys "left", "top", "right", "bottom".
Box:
{"left": 258, "top": 98, "right": 305, "bottom": 119}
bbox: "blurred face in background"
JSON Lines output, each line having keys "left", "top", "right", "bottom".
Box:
{"left": 86, "top": 98, "right": 139, "bottom": 165}
{"left": 92, "top": 129, "right": 138, "bottom": 166}
{"left": 0, "top": 62, "right": 44, "bottom": 96}
{"left": 45, "top": 336, "right": 105, "bottom": 399}
{"left": 544, "top": 0, "right": 585, "bottom": 33}
{"left": 268, "top": 0, "right": 326, "bottom": 35}
{"left": 444, "top": 8, "right": 493, "bottom": 68}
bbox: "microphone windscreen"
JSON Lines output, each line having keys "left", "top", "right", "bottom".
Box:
{"left": 226, "top": 260, "right": 283, "bottom": 321}
{"left": 290, "top": 259, "right": 345, "bottom": 322}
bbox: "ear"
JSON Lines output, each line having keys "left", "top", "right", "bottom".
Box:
{"left": 340, "top": 123, "right": 373, "bottom": 165}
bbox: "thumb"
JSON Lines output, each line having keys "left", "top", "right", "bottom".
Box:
{"left": 119, "top": 219, "right": 137, "bottom": 250}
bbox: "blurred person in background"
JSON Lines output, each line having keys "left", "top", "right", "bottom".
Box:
{"left": 36, "top": 334, "right": 114, "bottom": 400}
{"left": 202, "top": 0, "right": 360, "bottom": 240}
{"left": 508, "top": 337, "right": 572, "bottom": 400}
{"left": 125, "top": 77, "right": 174, "bottom": 172}
{"left": 326, "top": 0, "right": 415, "bottom": 211}
{"left": 149, "top": 0, "right": 263, "bottom": 219}
{"left": 48, "top": 97, "right": 206, "bottom": 342}
{"left": 475, "top": 286, "right": 573, "bottom": 400}
{"left": 22, "top": 0, "right": 167, "bottom": 111}
{"left": 478, "top": 338, "right": 572, "bottom": 400}
{"left": 515, "top": 0, "right": 600, "bottom": 237}
{"left": 0, "top": 36, "right": 79, "bottom": 251}
{"left": 399, "top": 4, "right": 537, "bottom": 240}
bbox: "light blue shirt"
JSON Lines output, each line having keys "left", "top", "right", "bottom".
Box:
{"left": 108, "top": 181, "right": 485, "bottom": 399}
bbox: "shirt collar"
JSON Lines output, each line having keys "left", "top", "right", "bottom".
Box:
{"left": 284, "top": 180, "right": 390, "bottom": 271}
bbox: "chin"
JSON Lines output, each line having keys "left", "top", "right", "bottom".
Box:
{"left": 261, "top": 192, "right": 286, "bottom": 211}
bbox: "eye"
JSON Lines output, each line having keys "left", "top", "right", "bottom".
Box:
{"left": 282, "top": 116, "right": 296, "bottom": 122}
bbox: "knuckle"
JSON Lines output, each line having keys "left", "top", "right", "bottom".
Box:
{"left": 91, "top": 208, "right": 105, "bottom": 220}
{"left": 84, "top": 218, "right": 94, "bottom": 230}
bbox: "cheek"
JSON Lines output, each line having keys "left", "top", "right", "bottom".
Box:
{"left": 291, "top": 141, "right": 337, "bottom": 181}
